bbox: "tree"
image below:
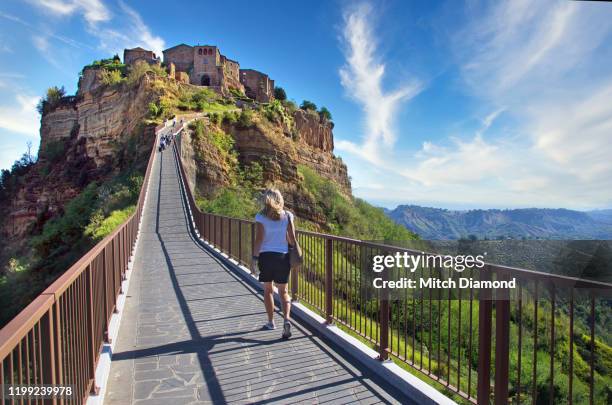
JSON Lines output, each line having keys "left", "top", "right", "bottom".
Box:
{"left": 274, "top": 86, "right": 287, "bottom": 101}
{"left": 318, "top": 106, "right": 332, "bottom": 121}
{"left": 300, "top": 100, "right": 317, "bottom": 111}
{"left": 36, "top": 86, "right": 66, "bottom": 114}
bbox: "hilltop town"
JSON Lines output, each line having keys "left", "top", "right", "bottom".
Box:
{"left": 123, "top": 44, "right": 274, "bottom": 102}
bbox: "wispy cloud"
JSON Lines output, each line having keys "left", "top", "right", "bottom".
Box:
{"left": 27, "top": 0, "right": 110, "bottom": 25}
{"left": 337, "top": 0, "right": 612, "bottom": 210}
{"left": 336, "top": 3, "right": 422, "bottom": 164}
{"left": 0, "top": 94, "right": 40, "bottom": 137}
{"left": 23, "top": 0, "right": 164, "bottom": 57}
{"left": 94, "top": 1, "right": 165, "bottom": 57}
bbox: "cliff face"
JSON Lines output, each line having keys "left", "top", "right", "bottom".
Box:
{"left": 292, "top": 109, "right": 334, "bottom": 152}
{"left": 3, "top": 74, "right": 157, "bottom": 239}
{"left": 179, "top": 109, "right": 351, "bottom": 225}
{"left": 2, "top": 65, "right": 351, "bottom": 240}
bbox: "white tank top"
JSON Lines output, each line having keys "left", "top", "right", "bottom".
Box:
{"left": 255, "top": 210, "right": 293, "bottom": 254}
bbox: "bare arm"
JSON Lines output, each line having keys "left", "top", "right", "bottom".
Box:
{"left": 286, "top": 214, "right": 297, "bottom": 247}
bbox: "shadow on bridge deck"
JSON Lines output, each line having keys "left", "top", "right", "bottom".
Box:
{"left": 105, "top": 139, "right": 413, "bottom": 404}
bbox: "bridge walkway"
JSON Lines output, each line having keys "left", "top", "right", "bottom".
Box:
{"left": 104, "top": 129, "right": 412, "bottom": 404}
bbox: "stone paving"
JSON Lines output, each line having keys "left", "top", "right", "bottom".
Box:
{"left": 105, "top": 129, "right": 413, "bottom": 404}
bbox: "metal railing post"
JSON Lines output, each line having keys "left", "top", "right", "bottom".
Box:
{"left": 291, "top": 240, "right": 299, "bottom": 303}
{"left": 493, "top": 273, "right": 511, "bottom": 405}
{"left": 40, "top": 308, "right": 57, "bottom": 392}
{"left": 85, "top": 265, "right": 99, "bottom": 394}
{"left": 477, "top": 267, "right": 493, "bottom": 405}
{"left": 379, "top": 262, "right": 390, "bottom": 361}
{"left": 228, "top": 219, "right": 233, "bottom": 258}
{"left": 325, "top": 238, "right": 333, "bottom": 324}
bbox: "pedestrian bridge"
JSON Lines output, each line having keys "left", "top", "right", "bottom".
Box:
{"left": 103, "top": 127, "right": 411, "bottom": 404}
{"left": 1, "top": 120, "right": 609, "bottom": 405}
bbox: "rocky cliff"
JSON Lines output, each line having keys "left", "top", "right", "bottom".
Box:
{"left": 2, "top": 62, "right": 351, "bottom": 243}
{"left": 3, "top": 73, "right": 157, "bottom": 239}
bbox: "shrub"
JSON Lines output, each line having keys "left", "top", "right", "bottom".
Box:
{"left": 274, "top": 86, "right": 287, "bottom": 101}
{"left": 147, "top": 102, "right": 159, "bottom": 118}
{"left": 31, "top": 183, "right": 99, "bottom": 264}
{"left": 229, "top": 87, "right": 245, "bottom": 98}
{"left": 100, "top": 69, "right": 124, "bottom": 86}
{"left": 36, "top": 86, "right": 66, "bottom": 114}
{"left": 239, "top": 162, "right": 264, "bottom": 189}
{"left": 84, "top": 206, "right": 135, "bottom": 241}
{"left": 318, "top": 106, "right": 332, "bottom": 121}
{"left": 222, "top": 111, "right": 238, "bottom": 124}
{"left": 300, "top": 100, "right": 317, "bottom": 111}
{"left": 197, "top": 188, "right": 258, "bottom": 219}
{"left": 282, "top": 100, "right": 298, "bottom": 115}
{"left": 237, "top": 109, "right": 254, "bottom": 128}
{"left": 209, "top": 113, "right": 220, "bottom": 125}
{"left": 126, "top": 61, "right": 166, "bottom": 85}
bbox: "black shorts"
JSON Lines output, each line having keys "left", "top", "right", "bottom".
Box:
{"left": 258, "top": 252, "right": 291, "bottom": 284}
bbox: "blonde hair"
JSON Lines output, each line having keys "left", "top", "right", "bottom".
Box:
{"left": 261, "top": 188, "right": 284, "bottom": 220}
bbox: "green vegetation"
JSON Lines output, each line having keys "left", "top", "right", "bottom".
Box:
{"left": 261, "top": 99, "right": 293, "bottom": 128}
{"left": 36, "top": 86, "right": 66, "bottom": 114}
{"left": 127, "top": 60, "right": 167, "bottom": 85}
{"left": 195, "top": 161, "right": 263, "bottom": 219}
{"left": 298, "top": 164, "right": 416, "bottom": 241}
{"left": 274, "top": 86, "right": 287, "bottom": 101}
{"left": 100, "top": 68, "right": 124, "bottom": 86}
{"left": 300, "top": 99, "right": 317, "bottom": 111}
{"left": 189, "top": 119, "right": 236, "bottom": 162}
{"left": 1, "top": 172, "right": 143, "bottom": 327}
{"left": 83, "top": 55, "right": 125, "bottom": 74}
{"left": 229, "top": 87, "right": 247, "bottom": 99}
{"left": 318, "top": 106, "right": 332, "bottom": 121}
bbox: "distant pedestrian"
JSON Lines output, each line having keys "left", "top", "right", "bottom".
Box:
{"left": 252, "top": 188, "right": 298, "bottom": 339}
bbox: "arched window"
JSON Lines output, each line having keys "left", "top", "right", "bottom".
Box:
{"left": 198, "top": 49, "right": 202, "bottom": 55}
{"left": 208, "top": 48, "right": 213, "bottom": 55}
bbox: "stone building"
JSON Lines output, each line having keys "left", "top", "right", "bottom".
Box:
{"left": 161, "top": 43, "right": 274, "bottom": 102}
{"left": 123, "top": 47, "right": 160, "bottom": 65}
{"left": 239, "top": 69, "right": 275, "bottom": 103}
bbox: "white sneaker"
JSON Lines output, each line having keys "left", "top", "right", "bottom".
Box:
{"left": 282, "top": 321, "right": 292, "bottom": 339}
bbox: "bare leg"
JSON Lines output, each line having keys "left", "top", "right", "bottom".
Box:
{"left": 277, "top": 283, "right": 291, "bottom": 321}
{"left": 263, "top": 282, "right": 274, "bottom": 323}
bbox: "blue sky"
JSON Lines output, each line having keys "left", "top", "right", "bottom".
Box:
{"left": 1, "top": 0, "right": 611, "bottom": 210}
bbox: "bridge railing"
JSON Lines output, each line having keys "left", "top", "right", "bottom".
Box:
{"left": 0, "top": 122, "right": 165, "bottom": 404}
{"left": 173, "top": 138, "right": 612, "bottom": 405}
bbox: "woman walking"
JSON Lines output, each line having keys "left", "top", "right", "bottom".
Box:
{"left": 252, "top": 188, "right": 298, "bottom": 339}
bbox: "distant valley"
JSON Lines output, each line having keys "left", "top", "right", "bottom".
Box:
{"left": 385, "top": 205, "right": 612, "bottom": 240}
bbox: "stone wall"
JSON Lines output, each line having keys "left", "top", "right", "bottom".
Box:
{"left": 163, "top": 44, "right": 194, "bottom": 73}
{"left": 124, "top": 48, "right": 157, "bottom": 65}
{"left": 239, "top": 69, "right": 274, "bottom": 103}
{"left": 220, "top": 57, "right": 242, "bottom": 91}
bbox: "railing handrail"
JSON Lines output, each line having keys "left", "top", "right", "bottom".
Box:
{"left": 177, "top": 192, "right": 612, "bottom": 291}
{"left": 0, "top": 118, "right": 171, "bottom": 402}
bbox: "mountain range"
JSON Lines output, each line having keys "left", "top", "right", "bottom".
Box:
{"left": 385, "top": 205, "right": 612, "bottom": 240}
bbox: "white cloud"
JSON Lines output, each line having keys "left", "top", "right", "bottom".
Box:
{"left": 96, "top": 1, "right": 165, "bottom": 57}
{"left": 20, "top": 0, "right": 165, "bottom": 68}
{"left": 336, "top": 0, "right": 612, "bottom": 210}
{"left": 337, "top": 3, "right": 422, "bottom": 164}
{"left": 28, "top": 0, "right": 110, "bottom": 25}
{"left": 0, "top": 94, "right": 40, "bottom": 137}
